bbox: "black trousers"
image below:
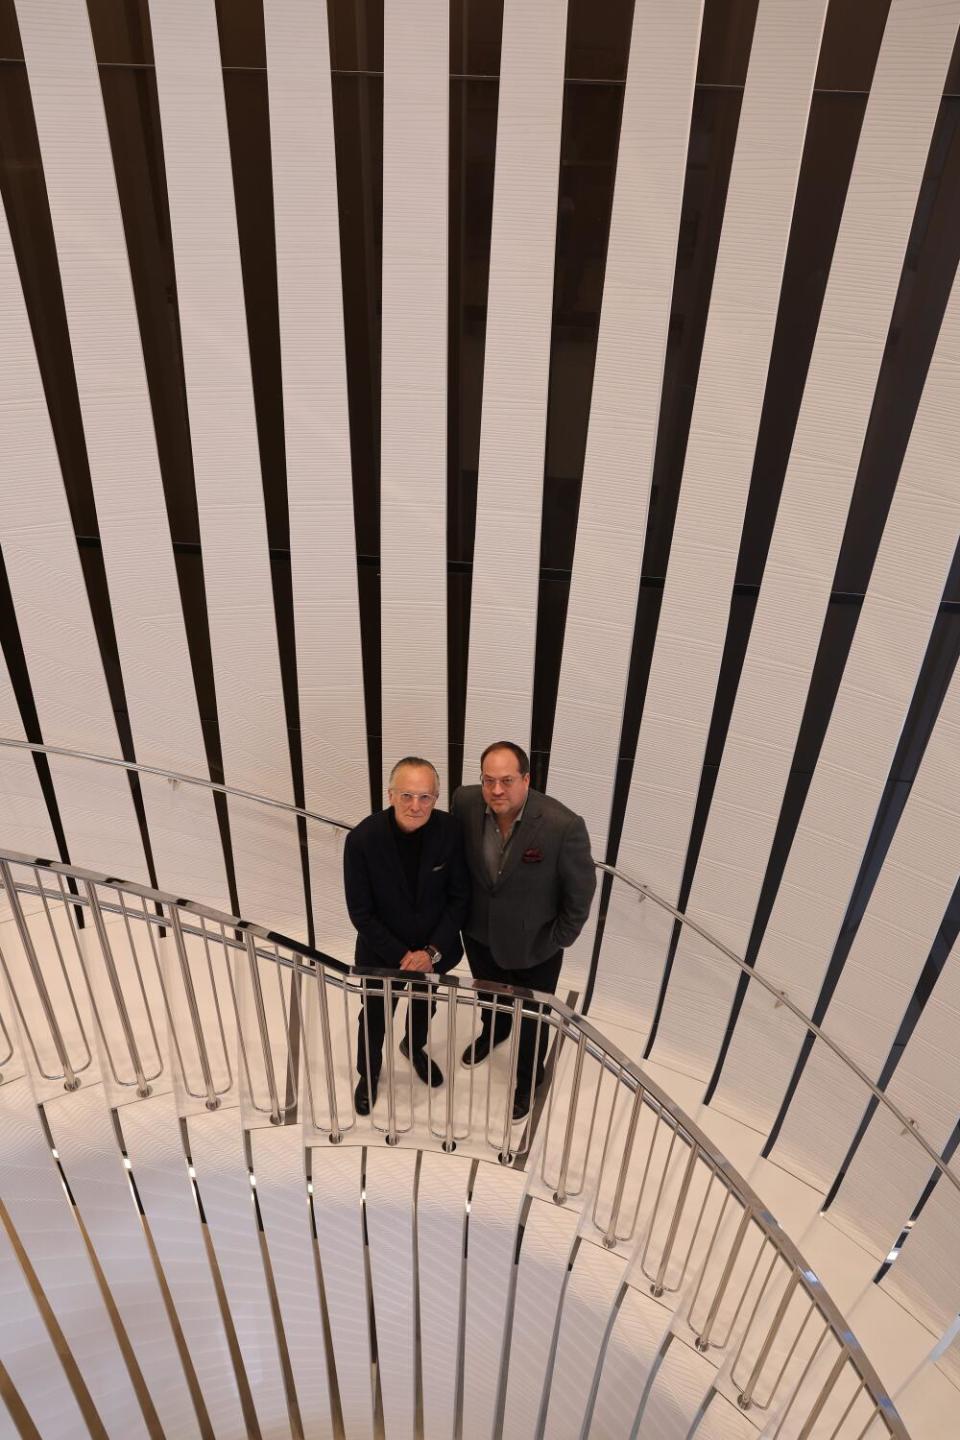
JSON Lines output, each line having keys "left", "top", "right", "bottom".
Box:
{"left": 462, "top": 935, "right": 563, "bottom": 1095}
{"left": 355, "top": 970, "right": 436, "bottom": 1080}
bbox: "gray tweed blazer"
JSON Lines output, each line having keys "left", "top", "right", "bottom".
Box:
{"left": 450, "top": 785, "right": 597, "bottom": 970}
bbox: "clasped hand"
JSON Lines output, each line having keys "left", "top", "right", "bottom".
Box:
{"left": 399, "top": 949, "right": 433, "bottom": 973}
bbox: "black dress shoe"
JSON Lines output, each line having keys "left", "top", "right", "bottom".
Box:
{"left": 399, "top": 1035, "right": 444, "bottom": 1087}
{"left": 512, "top": 1092, "right": 532, "bottom": 1122}
{"left": 461, "top": 1032, "right": 495, "bottom": 1067}
{"left": 355, "top": 1075, "right": 378, "bottom": 1115}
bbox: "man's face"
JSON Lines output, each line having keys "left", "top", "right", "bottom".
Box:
{"left": 388, "top": 765, "right": 439, "bottom": 833}
{"left": 480, "top": 747, "right": 530, "bottom": 824}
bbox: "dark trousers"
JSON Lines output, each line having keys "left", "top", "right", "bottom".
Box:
{"left": 462, "top": 935, "right": 563, "bottom": 1095}
{"left": 355, "top": 970, "right": 436, "bottom": 1080}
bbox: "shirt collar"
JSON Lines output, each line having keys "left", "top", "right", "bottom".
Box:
{"left": 484, "top": 798, "right": 527, "bottom": 831}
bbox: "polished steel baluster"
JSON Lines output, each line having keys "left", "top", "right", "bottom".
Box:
{"left": 313, "top": 964, "right": 344, "bottom": 1142}
{"left": 168, "top": 906, "right": 222, "bottom": 1109}
{"left": 243, "top": 931, "right": 283, "bottom": 1125}
{"left": 383, "top": 976, "right": 398, "bottom": 1145}
{"left": 552, "top": 1031, "right": 587, "bottom": 1204}
{"left": 691, "top": 1201, "right": 752, "bottom": 1351}
{"left": 0, "top": 861, "right": 83, "bottom": 1089}
{"left": 85, "top": 880, "right": 152, "bottom": 1097}
{"left": 647, "top": 1139, "right": 700, "bottom": 1296}
{"left": 497, "top": 997, "right": 523, "bottom": 1163}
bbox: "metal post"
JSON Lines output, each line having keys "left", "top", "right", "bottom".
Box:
{"left": 650, "top": 1140, "right": 699, "bottom": 1296}
{"left": 498, "top": 998, "right": 523, "bottom": 1163}
{"left": 85, "top": 880, "right": 154, "bottom": 1097}
{"left": 243, "top": 931, "right": 283, "bottom": 1125}
{"left": 383, "top": 977, "right": 398, "bottom": 1145}
{"left": 443, "top": 983, "right": 458, "bottom": 1153}
{"left": 313, "top": 966, "right": 342, "bottom": 1143}
{"left": 553, "top": 1032, "right": 587, "bottom": 1204}
{"left": 602, "top": 1082, "right": 644, "bottom": 1248}
{"left": 169, "top": 906, "right": 221, "bottom": 1110}
{"left": 0, "top": 861, "right": 79, "bottom": 1089}
{"left": 737, "top": 1270, "right": 800, "bottom": 1410}
{"left": 694, "top": 1203, "right": 753, "bottom": 1351}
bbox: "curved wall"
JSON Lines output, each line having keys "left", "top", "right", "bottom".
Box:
{"left": 0, "top": 0, "right": 959, "bottom": 1424}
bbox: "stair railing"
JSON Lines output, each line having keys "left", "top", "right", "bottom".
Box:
{"left": 0, "top": 844, "right": 909, "bottom": 1437}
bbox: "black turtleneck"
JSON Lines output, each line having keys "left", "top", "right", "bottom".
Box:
{"left": 389, "top": 808, "right": 430, "bottom": 896}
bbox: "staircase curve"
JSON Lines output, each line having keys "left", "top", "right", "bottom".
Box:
{"left": 0, "top": 819, "right": 910, "bottom": 1439}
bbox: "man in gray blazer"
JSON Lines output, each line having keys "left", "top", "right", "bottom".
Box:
{"left": 451, "top": 740, "right": 596, "bottom": 1120}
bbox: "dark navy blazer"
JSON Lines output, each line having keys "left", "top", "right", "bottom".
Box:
{"left": 343, "top": 808, "right": 469, "bottom": 973}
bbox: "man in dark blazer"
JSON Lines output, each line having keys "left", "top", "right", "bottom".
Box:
{"left": 344, "top": 756, "right": 469, "bottom": 1114}
{"left": 451, "top": 740, "right": 596, "bottom": 1120}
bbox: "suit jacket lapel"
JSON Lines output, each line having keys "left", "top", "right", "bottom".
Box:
{"left": 466, "top": 788, "right": 492, "bottom": 891}
{"left": 416, "top": 814, "right": 443, "bottom": 906}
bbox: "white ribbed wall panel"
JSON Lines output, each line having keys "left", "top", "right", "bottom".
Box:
{"left": 686, "top": 1392, "right": 756, "bottom": 1440}
{"left": 185, "top": 1109, "right": 293, "bottom": 1440}
{"left": 591, "top": 0, "right": 829, "bottom": 1028}
{"left": 0, "top": 668, "right": 57, "bottom": 861}
{"left": 461, "top": 0, "right": 568, "bottom": 763}
{"left": 250, "top": 1125, "right": 334, "bottom": 1440}
{"left": 500, "top": 1196, "right": 580, "bottom": 1439}
{"left": 43, "top": 1086, "right": 202, "bottom": 1440}
{"left": 308, "top": 1145, "right": 375, "bottom": 1440}
{"left": 363, "top": 1146, "right": 418, "bottom": 1440}
{"left": 0, "top": 1146, "right": 88, "bottom": 1440}
{"left": 416, "top": 1152, "right": 469, "bottom": 1439}
{"left": 380, "top": 0, "right": 449, "bottom": 792}
{"left": 587, "top": 1286, "right": 671, "bottom": 1437}
{"left": 830, "top": 935, "right": 960, "bottom": 1263}
{"left": 662, "top": 0, "right": 960, "bottom": 1088}
{"left": 884, "top": 1179, "right": 960, "bottom": 1362}
{"left": 263, "top": 0, "right": 369, "bottom": 857}
{"left": 640, "top": 1340, "right": 723, "bottom": 1438}
{"left": 541, "top": 1239, "right": 627, "bottom": 1439}
{"left": 772, "top": 660, "right": 960, "bottom": 1191}
{"left": 15, "top": 0, "right": 229, "bottom": 910}
{"left": 117, "top": 1094, "right": 247, "bottom": 1437}
{"left": 460, "top": 1163, "right": 527, "bottom": 1440}
{"left": 147, "top": 0, "right": 305, "bottom": 934}
{"left": 0, "top": 1079, "right": 149, "bottom": 1438}
{"left": 0, "top": 195, "right": 146, "bottom": 883}
{"left": 546, "top": 0, "right": 704, "bottom": 980}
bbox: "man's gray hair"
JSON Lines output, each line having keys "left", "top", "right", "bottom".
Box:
{"left": 388, "top": 756, "right": 440, "bottom": 791}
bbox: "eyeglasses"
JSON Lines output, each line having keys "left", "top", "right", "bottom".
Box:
{"left": 391, "top": 791, "right": 438, "bottom": 806}
{"left": 480, "top": 774, "right": 524, "bottom": 790}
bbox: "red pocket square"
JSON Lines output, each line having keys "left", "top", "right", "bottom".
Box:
{"left": 522, "top": 848, "right": 543, "bottom": 863}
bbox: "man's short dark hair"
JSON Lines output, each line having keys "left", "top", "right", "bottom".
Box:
{"left": 389, "top": 756, "right": 440, "bottom": 790}
{"left": 479, "top": 740, "right": 530, "bottom": 777}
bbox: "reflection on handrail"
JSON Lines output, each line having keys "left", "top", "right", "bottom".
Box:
{"left": 0, "top": 847, "right": 911, "bottom": 1435}
{"left": 1, "top": 734, "right": 956, "bottom": 1201}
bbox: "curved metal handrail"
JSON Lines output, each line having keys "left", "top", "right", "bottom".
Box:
{"left": 1, "top": 734, "right": 956, "bottom": 1198}
{"left": 0, "top": 846, "right": 908, "bottom": 1436}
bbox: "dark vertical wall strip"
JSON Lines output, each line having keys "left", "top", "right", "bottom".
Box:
{"left": 0, "top": 551, "right": 73, "bottom": 867}
{"left": 0, "top": 37, "right": 160, "bottom": 887}
{"left": 768, "top": 579, "right": 960, "bottom": 1173}
{"left": 447, "top": 1, "right": 503, "bottom": 792}
{"left": 645, "top": 84, "right": 874, "bottom": 1050}
{"left": 583, "top": 60, "right": 758, "bottom": 1009}
{"left": 214, "top": 0, "right": 315, "bottom": 940}
{"left": 89, "top": 13, "right": 242, "bottom": 918}
{"left": 327, "top": 0, "right": 384, "bottom": 806}
{"left": 532, "top": 29, "right": 632, "bottom": 789}
{"left": 706, "top": 88, "right": 960, "bottom": 1095}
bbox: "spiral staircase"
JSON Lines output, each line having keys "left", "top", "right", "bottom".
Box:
{"left": 1, "top": 771, "right": 953, "bottom": 1440}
